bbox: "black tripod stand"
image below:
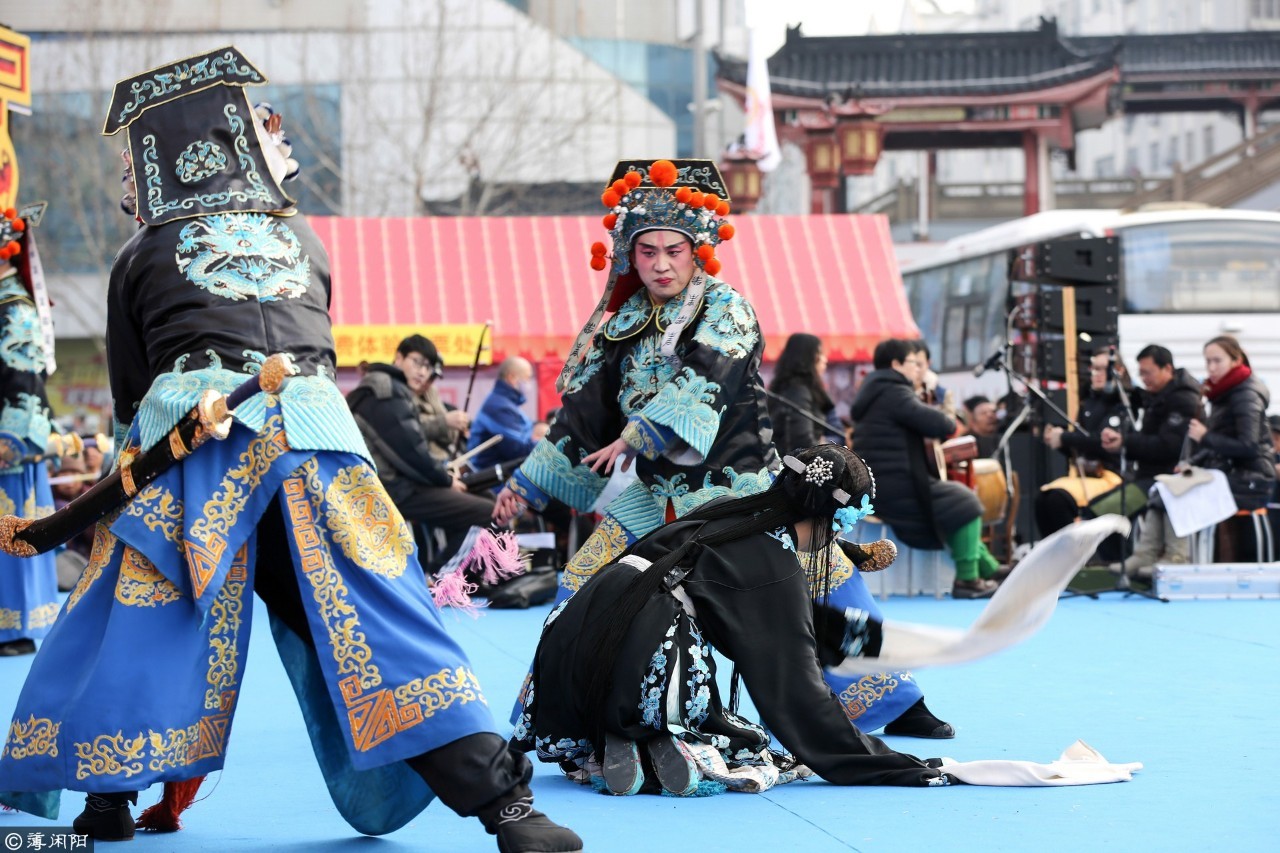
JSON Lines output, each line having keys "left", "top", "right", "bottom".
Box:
{"left": 1088, "top": 356, "right": 1167, "bottom": 602}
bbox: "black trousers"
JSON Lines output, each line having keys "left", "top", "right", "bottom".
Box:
{"left": 385, "top": 482, "right": 496, "bottom": 572}
{"left": 251, "top": 500, "right": 528, "bottom": 817}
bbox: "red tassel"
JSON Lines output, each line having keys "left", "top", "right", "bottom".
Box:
{"left": 135, "top": 776, "right": 204, "bottom": 832}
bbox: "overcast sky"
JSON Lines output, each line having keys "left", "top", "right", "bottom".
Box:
{"left": 743, "top": 0, "right": 908, "bottom": 53}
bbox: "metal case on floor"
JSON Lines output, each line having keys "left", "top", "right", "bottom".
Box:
{"left": 1153, "top": 563, "right": 1280, "bottom": 600}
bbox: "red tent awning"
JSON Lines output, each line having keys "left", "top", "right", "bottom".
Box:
{"left": 310, "top": 213, "right": 917, "bottom": 364}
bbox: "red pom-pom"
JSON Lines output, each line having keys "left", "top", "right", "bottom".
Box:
{"left": 688, "top": 191, "right": 704, "bottom": 208}
{"left": 696, "top": 244, "right": 714, "bottom": 261}
{"left": 702, "top": 194, "right": 720, "bottom": 211}
{"left": 10, "top": 218, "right": 25, "bottom": 232}
{"left": 611, "top": 179, "right": 628, "bottom": 196}
{"left": 603, "top": 213, "right": 618, "bottom": 230}
{"left": 718, "top": 223, "right": 735, "bottom": 241}
{"left": 590, "top": 255, "right": 608, "bottom": 271}
{"left": 4, "top": 241, "right": 19, "bottom": 255}
{"left": 0, "top": 247, "right": 10, "bottom": 261}
{"left": 624, "top": 170, "right": 643, "bottom": 189}
{"left": 1, "top": 208, "right": 14, "bottom": 220}
{"left": 675, "top": 186, "right": 693, "bottom": 205}
{"left": 590, "top": 241, "right": 607, "bottom": 257}
{"left": 715, "top": 201, "right": 730, "bottom": 216}
{"left": 602, "top": 190, "right": 620, "bottom": 208}
{"left": 649, "top": 159, "right": 678, "bottom": 187}
{"left": 704, "top": 257, "right": 722, "bottom": 276}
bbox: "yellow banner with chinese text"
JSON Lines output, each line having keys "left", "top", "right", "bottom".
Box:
{"left": 331, "top": 324, "right": 490, "bottom": 368}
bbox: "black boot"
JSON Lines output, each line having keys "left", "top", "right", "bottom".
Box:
{"left": 73, "top": 791, "right": 138, "bottom": 841}
{"left": 882, "top": 698, "right": 955, "bottom": 739}
{"left": 477, "top": 787, "right": 582, "bottom": 853}
{"left": 0, "top": 638, "right": 35, "bottom": 656}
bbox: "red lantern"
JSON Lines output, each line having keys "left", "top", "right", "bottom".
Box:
{"left": 805, "top": 131, "right": 840, "bottom": 189}
{"left": 837, "top": 119, "right": 884, "bottom": 176}
{"left": 719, "top": 156, "right": 762, "bottom": 213}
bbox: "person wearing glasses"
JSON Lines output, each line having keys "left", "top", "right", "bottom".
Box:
{"left": 347, "top": 335, "right": 496, "bottom": 573}
{"left": 851, "top": 339, "right": 1002, "bottom": 599}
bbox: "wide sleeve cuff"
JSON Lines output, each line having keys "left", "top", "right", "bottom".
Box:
{"left": 622, "top": 414, "right": 676, "bottom": 461}
{"left": 511, "top": 438, "right": 608, "bottom": 512}
{"left": 507, "top": 470, "right": 551, "bottom": 513}
{"left": 636, "top": 367, "right": 722, "bottom": 464}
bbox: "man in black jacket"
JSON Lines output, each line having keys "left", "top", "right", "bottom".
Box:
{"left": 1101, "top": 344, "right": 1202, "bottom": 576}
{"left": 347, "top": 335, "right": 495, "bottom": 572}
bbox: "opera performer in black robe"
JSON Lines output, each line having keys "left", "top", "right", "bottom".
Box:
{"left": 512, "top": 445, "right": 1142, "bottom": 796}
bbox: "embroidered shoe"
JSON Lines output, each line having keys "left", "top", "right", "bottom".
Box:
{"left": 484, "top": 795, "right": 583, "bottom": 853}
{"left": 72, "top": 791, "right": 137, "bottom": 841}
{"left": 601, "top": 733, "right": 645, "bottom": 796}
{"left": 645, "top": 735, "right": 698, "bottom": 796}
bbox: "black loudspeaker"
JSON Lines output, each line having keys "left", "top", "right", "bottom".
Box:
{"left": 1015, "top": 236, "right": 1119, "bottom": 286}
{"left": 1039, "top": 286, "right": 1120, "bottom": 335}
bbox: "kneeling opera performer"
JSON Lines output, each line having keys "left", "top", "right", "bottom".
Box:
{"left": 513, "top": 444, "right": 1140, "bottom": 795}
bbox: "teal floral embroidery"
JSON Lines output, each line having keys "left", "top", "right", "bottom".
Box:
{"left": 693, "top": 284, "right": 759, "bottom": 360}
{"left": 603, "top": 479, "right": 665, "bottom": 537}
{"left": 142, "top": 102, "right": 276, "bottom": 220}
{"left": 637, "top": 367, "right": 721, "bottom": 458}
{"left": 0, "top": 391, "right": 51, "bottom": 450}
{"left": 110, "top": 49, "right": 263, "bottom": 132}
{"left": 175, "top": 140, "right": 229, "bottom": 184}
{"left": 0, "top": 301, "right": 45, "bottom": 373}
{"left": 176, "top": 213, "right": 310, "bottom": 302}
{"left": 639, "top": 620, "right": 679, "bottom": 729}
{"left": 684, "top": 625, "right": 712, "bottom": 726}
{"left": 561, "top": 337, "right": 605, "bottom": 396}
{"left": 519, "top": 437, "right": 607, "bottom": 511}
{"left": 605, "top": 291, "right": 654, "bottom": 339}
{"left": 534, "top": 735, "right": 593, "bottom": 762}
{"left": 619, "top": 336, "right": 678, "bottom": 416}
{"left": 766, "top": 527, "right": 796, "bottom": 552}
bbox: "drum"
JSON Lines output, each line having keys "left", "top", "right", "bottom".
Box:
{"left": 972, "top": 458, "right": 1008, "bottom": 524}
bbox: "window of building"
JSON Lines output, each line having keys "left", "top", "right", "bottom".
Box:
{"left": 1204, "top": 125, "right": 1216, "bottom": 158}
{"left": 1251, "top": 0, "right": 1280, "bottom": 21}
{"left": 1127, "top": 146, "right": 1139, "bottom": 174}
{"left": 1095, "top": 155, "right": 1116, "bottom": 177}
{"left": 1186, "top": 130, "right": 1196, "bottom": 164}
{"left": 1168, "top": 136, "right": 1180, "bottom": 168}
{"left": 1149, "top": 141, "right": 1161, "bottom": 173}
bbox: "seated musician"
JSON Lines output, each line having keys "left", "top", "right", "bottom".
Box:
{"left": 346, "top": 335, "right": 497, "bottom": 573}
{"left": 1037, "top": 351, "right": 1139, "bottom": 561}
{"left": 963, "top": 396, "right": 1001, "bottom": 458}
{"left": 850, "top": 339, "right": 1002, "bottom": 598}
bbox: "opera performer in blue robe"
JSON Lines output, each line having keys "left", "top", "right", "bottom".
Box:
{"left": 491, "top": 159, "right": 950, "bottom": 739}
{"left": 0, "top": 47, "right": 580, "bottom": 853}
{"left": 0, "top": 206, "right": 58, "bottom": 657}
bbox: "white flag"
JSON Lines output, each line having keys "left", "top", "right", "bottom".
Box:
{"left": 743, "top": 29, "right": 782, "bottom": 173}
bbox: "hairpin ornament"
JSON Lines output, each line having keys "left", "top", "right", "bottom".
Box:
{"left": 782, "top": 454, "right": 852, "bottom": 505}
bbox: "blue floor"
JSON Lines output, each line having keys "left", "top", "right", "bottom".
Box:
{"left": 2, "top": 592, "right": 1277, "bottom": 852}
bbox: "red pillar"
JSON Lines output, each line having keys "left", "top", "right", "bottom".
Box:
{"left": 810, "top": 186, "right": 838, "bottom": 214}
{"left": 1022, "top": 131, "right": 1041, "bottom": 216}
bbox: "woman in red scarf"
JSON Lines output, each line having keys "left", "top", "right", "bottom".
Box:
{"left": 1186, "top": 335, "right": 1276, "bottom": 558}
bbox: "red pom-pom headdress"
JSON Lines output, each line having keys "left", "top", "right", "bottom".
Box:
{"left": 590, "top": 158, "right": 735, "bottom": 311}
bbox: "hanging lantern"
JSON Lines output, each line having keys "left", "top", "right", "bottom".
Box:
{"left": 837, "top": 119, "right": 884, "bottom": 176}
{"left": 805, "top": 131, "right": 840, "bottom": 189}
{"left": 719, "top": 155, "right": 762, "bottom": 213}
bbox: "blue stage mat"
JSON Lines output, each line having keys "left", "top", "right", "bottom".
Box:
{"left": 2, "top": 593, "right": 1276, "bottom": 852}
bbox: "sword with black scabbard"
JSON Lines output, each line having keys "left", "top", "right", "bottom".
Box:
{"left": 0, "top": 354, "right": 293, "bottom": 557}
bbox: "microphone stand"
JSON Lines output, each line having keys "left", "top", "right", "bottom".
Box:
{"left": 984, "top": 353, "right": 1098, "bottom": 598}
{"left": 1093, "top": 365, "right": 1167, "bottom": 602}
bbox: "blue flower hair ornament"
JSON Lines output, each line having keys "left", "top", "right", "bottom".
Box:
{"left": 833, "top": 494, "right": 874, "bottom": 535}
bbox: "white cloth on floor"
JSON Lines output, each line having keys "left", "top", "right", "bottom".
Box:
{"left": 941, "top": 740, "right": 1143, "bottom": 786}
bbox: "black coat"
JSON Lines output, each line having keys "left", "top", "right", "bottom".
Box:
{"left": 1192, "top": 373, "right": 1276, "bottom": 509}
{"left": 1058, "top": 387, "right": 1129, "bottom": 473}
{"left": 1125, "top": 368, "right": 1202, "bottom": 487}
{"left": 768, "top": 383, "right": 832, "bottom": 456}
{"left": 850, "top": 369, "right": 982, "bottom": 549}
{"left": 346, "top": 364, "right": 453, "bottom": 498}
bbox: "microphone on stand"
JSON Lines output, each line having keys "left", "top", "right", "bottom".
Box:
{"left": 973, "top": 349, "right": 1005, "bottom": 378}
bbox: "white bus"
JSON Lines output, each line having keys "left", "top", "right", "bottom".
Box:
{"left": 901, "top": 207, "right": 1280, "bottom": 410}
